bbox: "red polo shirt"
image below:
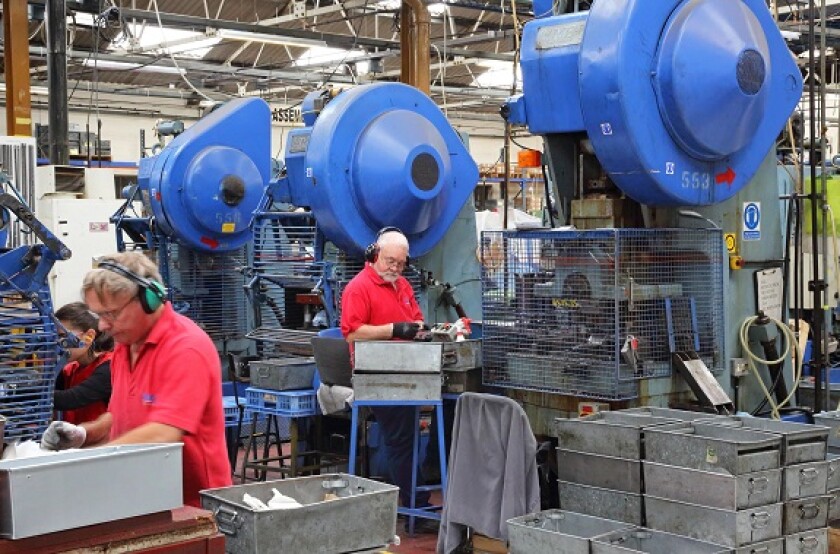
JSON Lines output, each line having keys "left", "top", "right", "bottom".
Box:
{"left": 340, "top": 264, "right": 423, "bottom": 346}
{"left": 109, "top": 303, "right": 232, "bottom": 507}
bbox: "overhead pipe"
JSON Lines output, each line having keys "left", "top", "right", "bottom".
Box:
{"left": 400, "top": 0, "right": 430, "bottom": 94}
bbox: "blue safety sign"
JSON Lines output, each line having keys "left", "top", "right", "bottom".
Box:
{"left": 743, "top": 202, "right": 761, "bottom": 241}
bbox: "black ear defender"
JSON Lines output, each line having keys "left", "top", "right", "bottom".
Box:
{"left": 97, "top": 260, "right": 167, "bottom": 314}
{"left": 364, "top": 226, "right": 408, "bottom": 264}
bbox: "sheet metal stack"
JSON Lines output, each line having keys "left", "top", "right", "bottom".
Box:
{"left": 555, "top": 408, "right": 834, "bottom": 553}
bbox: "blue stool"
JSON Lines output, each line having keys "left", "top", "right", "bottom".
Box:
{"left": 349, "top": 399, "right": 448, "bottom": 535}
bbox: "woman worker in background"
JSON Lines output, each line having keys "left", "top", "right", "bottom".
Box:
{"left": 53, "top": 302, "right": 113, "bottom": 424}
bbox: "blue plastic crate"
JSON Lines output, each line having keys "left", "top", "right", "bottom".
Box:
{"left": 244, "top": 386, "right": 317, "bottom": 417}
{"left": 222, "top": 396, "right": 243, "bottom": 427}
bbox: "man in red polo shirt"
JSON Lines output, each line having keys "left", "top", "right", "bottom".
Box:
{"left": 340, "top": 228, "right": 432, "bottom": 514}
{"left": 41, "top": 251, "right": 231, "bottom": 507}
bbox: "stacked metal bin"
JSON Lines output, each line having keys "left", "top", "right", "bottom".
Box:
{"left": 506, "top": 510, "right": 730, "bottom": 554}
{"left": 554, "top": 409, "right": 689, "bottom": 525}
{"left": 554, "top": 407, "right": 836, "bottom": 553}
{"left": 643, "top": 416, "right": 832, "bottom": 553}
{"left": 813, "top": 411, "right": 840, "bottom": 530}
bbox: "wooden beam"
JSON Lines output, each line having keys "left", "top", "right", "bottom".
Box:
{"left": 3, "top": 0, "right": 32, "bottom": 136}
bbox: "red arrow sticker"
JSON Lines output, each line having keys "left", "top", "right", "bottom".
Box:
{"left": 715, "top": 167, "right": 736, "bottom": 186}
{"left": 200, "top": 236, "right": 220, "bottom": 249}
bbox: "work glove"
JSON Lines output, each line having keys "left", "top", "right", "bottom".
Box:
{"left": 41, "top": 421, "right": 86, "bottom": 451}
{"left": 392, "top": 322, "right": 421, "bottom": 340}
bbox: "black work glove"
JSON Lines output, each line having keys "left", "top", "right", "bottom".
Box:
{"left": 392, "top": 322, "right": 421, "bottom": 340}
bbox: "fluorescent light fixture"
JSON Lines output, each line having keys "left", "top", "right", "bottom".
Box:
{"left": 294, "top": 46, "right": 366, "bottom": 68}
{"left": 113, "top": 27, "right": 220, "bottom": 59}
{"left": 427, "top": 3, "right": 446, "bottom": 16}
{"left": 0, "top": 83, "right": 49, "bottom": 95}
{"left": 82, "top": 58, "right": 186, "bottom": 75}
{"left": 472, "top": 60, "right": 521, "bottom": 89}
{"left": 217, "top": 29, "right": 327, "bottom": 49}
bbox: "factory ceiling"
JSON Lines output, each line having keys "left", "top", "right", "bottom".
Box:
{"left": 6, "top": 0, "right": 536, "bottom": 120}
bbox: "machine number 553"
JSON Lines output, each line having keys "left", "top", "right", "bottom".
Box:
{"left": 681, "top": 171, "right": 711, "bottom": 189}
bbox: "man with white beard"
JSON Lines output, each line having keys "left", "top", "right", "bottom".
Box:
{"left": 340, "top": 228, "right": 436, "bottom": 530}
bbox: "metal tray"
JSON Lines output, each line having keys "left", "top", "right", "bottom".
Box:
{"left": 442, "top": 340, "right": 482, "bottom": 372}
{"left": 784, "top": 528, "right": 828, "bottom": 554}
{"left": 782, "top": 461, "right": 829, "bottom": 500}
{"left": 555, "top": 411, "right": 682, "bottom": 460}
{"left": 559, "top": 481, "right": 642, "bottom": 525}
{"left": 250, "top": 357, "right": 316, "bottom": 391}
{"left": 697, "top": 416, "right": 828, "bottom": 465}
{"left": 507, "top": 509, "right": 633, "bottom": 554}
{"left": 617, "top": 406, "right": 725, "bottom": 422}
{"left": 813, "top": 411, "right": 840, "bottom": 448}
{"left": 827, "top": 454, "right": 840, "bottom": 491}
{"left": 828, "top": 489, "right": 840, "bottom": 522}
{"left": 782, "top": 495, "right": 831, "bottom": 535}
{"left": 557, "top": 449, "right": 641, "bottom": 493}
{"left": 591, "top": 527, "right": 730, "bottom": 554}
{"left": 644, "top": 422, "right": 781, "bottom": 475}
{"left": 644, "top": 496, "right": 783, "bottom": 547}
{"left": 0, "top": 443, "right": 182, "bottom": 539}
{"left": 200, "top": 474, "right": 398, "bottom": 553}
{"left": 352, "top": 372, "right": 441, "bottom": 401}
{"left": 643, "top": 461, "right": 781, "bottom": 510}
{"left": 354, "top": 342, "right": 443, "bottom": 373}
{"left": 730, "top": 537, "right": 783, "bottom": 554}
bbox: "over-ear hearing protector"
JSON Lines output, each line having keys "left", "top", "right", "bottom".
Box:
{"left": 97, "top": 260, "right": 167, "bottom": 314}
{"left": 364, "top": 226, "right": 409, "bottom": 265}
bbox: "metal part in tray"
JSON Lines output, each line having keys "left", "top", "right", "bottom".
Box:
{"left": 506, "top": 509, "right": 633, "bottom": 554}
{"left": 590, "top": 527, "right": 731, "bottom": 554}
{"left": 555, "top": 411, "right": 682, "bottom": 459}
{"left": 643, "top": 461, "right": 781, "bottom": 510}
{"left": 559, "top": 481, "right": 642, "bottom": 525}
{"left": 697, "top": 415, "right": 828, "bottom": 465}
{"left": 644, "top": 495, "right": 783, "bottom": 547}
{"left": 200, "top": 473, "right": 398, "bottom": 554}
{"left": 644, "top": 421, "right": 782, "bottom": 475}
{"left": 353, "top": 341, "right": 443, "bottom": 373}
{"left": 0, "top": 443, "right": 183, "bottom": 539}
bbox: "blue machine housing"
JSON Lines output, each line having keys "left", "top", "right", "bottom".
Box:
{"left": 138, "top": 98, "right": 271, "bottom": 252}
{"left": 512, "top": 0, "right": 803, "bottom": 206}
{"left": 283, "top": 83, "right": 479, "bottom": 258}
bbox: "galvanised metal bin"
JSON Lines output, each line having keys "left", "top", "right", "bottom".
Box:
{"left": 0, "top": 443, "right": 182, "bottom": 539}
{"left": 200, "top": 474, "right": 398, "bottom": 553}
{"left": 507, "top": 509, "right": 633, "bottom": 554}
{"left": 590, "top": 527, "right": 730, "bottom": 554}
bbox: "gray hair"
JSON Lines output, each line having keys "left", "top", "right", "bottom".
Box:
{"left": 377, "top": 230, "right": 409, "bottom": 250}
{"left": 82, "top": 251, "right": 162, "bottom": 301}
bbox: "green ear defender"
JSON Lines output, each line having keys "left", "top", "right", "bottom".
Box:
{"left": 97, "top": 261, "right": 166, "bottom": 314}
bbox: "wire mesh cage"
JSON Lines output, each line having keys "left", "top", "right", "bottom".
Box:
{"left": 480, "top": 228, "right": 725, "bottom": 400}
{"left": 0, "top": 290, "right": 62, "bottom": 440}
{"left": 159, "top": 241, "right": 249, "bottom": 343}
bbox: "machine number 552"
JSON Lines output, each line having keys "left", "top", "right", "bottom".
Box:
{"left": 681, "top": 171, "right": 711, "bottom": 189}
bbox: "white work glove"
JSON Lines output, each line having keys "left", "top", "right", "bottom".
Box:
{"left": 41, "top": 421, "right": 86, "bottom": 451}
